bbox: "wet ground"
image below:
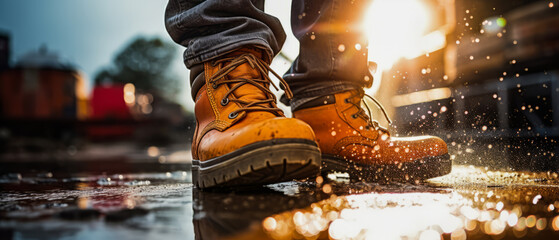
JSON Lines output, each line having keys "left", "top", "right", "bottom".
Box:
{"left": 3, "top": 165, "right": 559, "bottom": 240}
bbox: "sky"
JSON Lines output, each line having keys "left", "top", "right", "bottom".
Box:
{"left": 0, "top": 0, "right": 297, "bottom": 110}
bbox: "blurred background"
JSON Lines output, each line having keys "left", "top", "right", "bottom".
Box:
{"left": 367, "top": 0, "right": 559, "bottom": 171}
{"left": 0, "top": 0, "right": 558, "bottom": 174}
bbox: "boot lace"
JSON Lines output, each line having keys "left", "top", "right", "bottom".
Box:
{"left": 208, "top": 53, "right": 293, "bottom": 118}
{"left": 345, "top": 89, "right": 392, "bottom": 132}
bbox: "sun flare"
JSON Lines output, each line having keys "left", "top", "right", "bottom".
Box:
{"left": 364, "top": 0, "right": 432, "bottom": 68}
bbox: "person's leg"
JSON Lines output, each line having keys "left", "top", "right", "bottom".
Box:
{"left": 288, "top": 0, "right": 451, "bottom": 181}
{"left": 283, "top": 0, "right": 372, "bottom": 109}
{"left": 165, "top": 0, "right": 285, "bottom": 97}
{"left": 165, "top": 0, "right": 321, "bottom": 189}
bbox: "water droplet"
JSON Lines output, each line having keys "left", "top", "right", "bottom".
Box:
{"left": 496, "top": 202, "right": 504, "bottom": 211}
{"left": 331, "top": 131, "right": 337, "bottom": 136}
{"left": 263, "top": 217, "right": 277, "bottom": 232}
{"left": 533, "top": 195, "right": 542, "bottom": 204}
{"left": 147, "top": 146, "right": 160, "bottom": 157}
{"left": 315, "top": 176, "right": 324, "bottom": 184}
{"left": 354, "top": 43, "right": 361, "bottom": 50}
{"left": 381, "top": 134, "right": 389, "bottom": 141}
{"left": 338, "top": 44, "right": 345, "bottom": 52}
{"left": 322, "top": 184, "right": 332, "bottom": 194}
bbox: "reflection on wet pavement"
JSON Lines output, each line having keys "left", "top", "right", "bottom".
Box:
{"left": 3, "top": 165, "right": 559, "bottom": 239}
{"left": 192, "top": 183, "right": 330, "bottom": 240}
{"left": 253, "top": 166, "right": 559, "bottom": 240}
{"left": 0, "top": 172, "right": 194, "bottom": 239}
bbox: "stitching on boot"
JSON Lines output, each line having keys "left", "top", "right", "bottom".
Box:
{"left": 199, "top": 120, "right": 229, "bottom": 139}
{"left": 204, "top": 62, "right": 222, "bottom": 121}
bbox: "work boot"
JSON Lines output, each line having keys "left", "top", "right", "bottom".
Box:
{"left": 191, "top": 47, "right": 321, "bottom": 189}
{"left": 293, "top": 89, "right": 451, "bottom": 182}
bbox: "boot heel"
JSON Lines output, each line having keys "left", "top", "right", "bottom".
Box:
{"left": 192, "top": 160, "right": 200, "bottom": 188}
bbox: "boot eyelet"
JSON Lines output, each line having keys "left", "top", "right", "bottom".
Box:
{"left": 345, "top": 98, "right": 351, "bottom": 103}
{"left": 228, "top": 112, "right": 238, "bottom": 119}
{"left": 352, "top": 114, "right": 358, "bottom": 119}
{"left": 220, "top": 98, "right": 229, "bottom": 106}
{"left": 212, "top": 84, "right": 218, "bottom": 89}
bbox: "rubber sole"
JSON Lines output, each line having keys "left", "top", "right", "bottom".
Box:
{"left": 192, "top": 139, "right": 321, "bottom": 189}
{"left": 321, "top": 153, "right": 452, "bottom": 182}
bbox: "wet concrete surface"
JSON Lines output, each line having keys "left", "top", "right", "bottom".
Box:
{"left": 0, "top": 143, "right": 191, "bottom": 175}
{"left": 3, "top": 165, "right": 559, "bottom": 239}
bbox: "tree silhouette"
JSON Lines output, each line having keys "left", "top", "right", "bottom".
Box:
{"left": 94, "top": 36, "right": 180, "bottom": 101}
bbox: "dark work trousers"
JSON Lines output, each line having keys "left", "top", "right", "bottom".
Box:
{"left": 165, "top": 0, "right": 373, "bottom": 109}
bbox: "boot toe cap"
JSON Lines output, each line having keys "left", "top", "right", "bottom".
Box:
{"left": 197, "top": 118, "right": 317, "bottom": 160}
{"left": 390, "top": 135, "right": 448, "bottom": 161}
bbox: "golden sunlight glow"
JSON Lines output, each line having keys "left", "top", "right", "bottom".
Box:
{"left": 261, "top": 166, "right": 559, "bottom": 240}
{"left": 406, "top": 30, "right": 447, "bottom": 59}
{"left": 363, "top": 0, "right": 449, "bottom": 97}
{"left": 364, "top": 0, "right": 432, "bottom": 68}
{"left": 391, "top": 87, "right": 452, "bottom": 107}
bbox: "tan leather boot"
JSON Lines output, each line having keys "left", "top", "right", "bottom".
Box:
{"left": 191, "top": 48, "right": 321, "bottom": 188}
{"left": 293, "top": 90, "right": 451, "bottom": 182}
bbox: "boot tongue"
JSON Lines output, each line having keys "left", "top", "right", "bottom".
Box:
{"left": 347, "top": 90, "right": 369, "bottom": 120}
{"left": 224, "top": 48, "right": 271, "bottom": 107}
